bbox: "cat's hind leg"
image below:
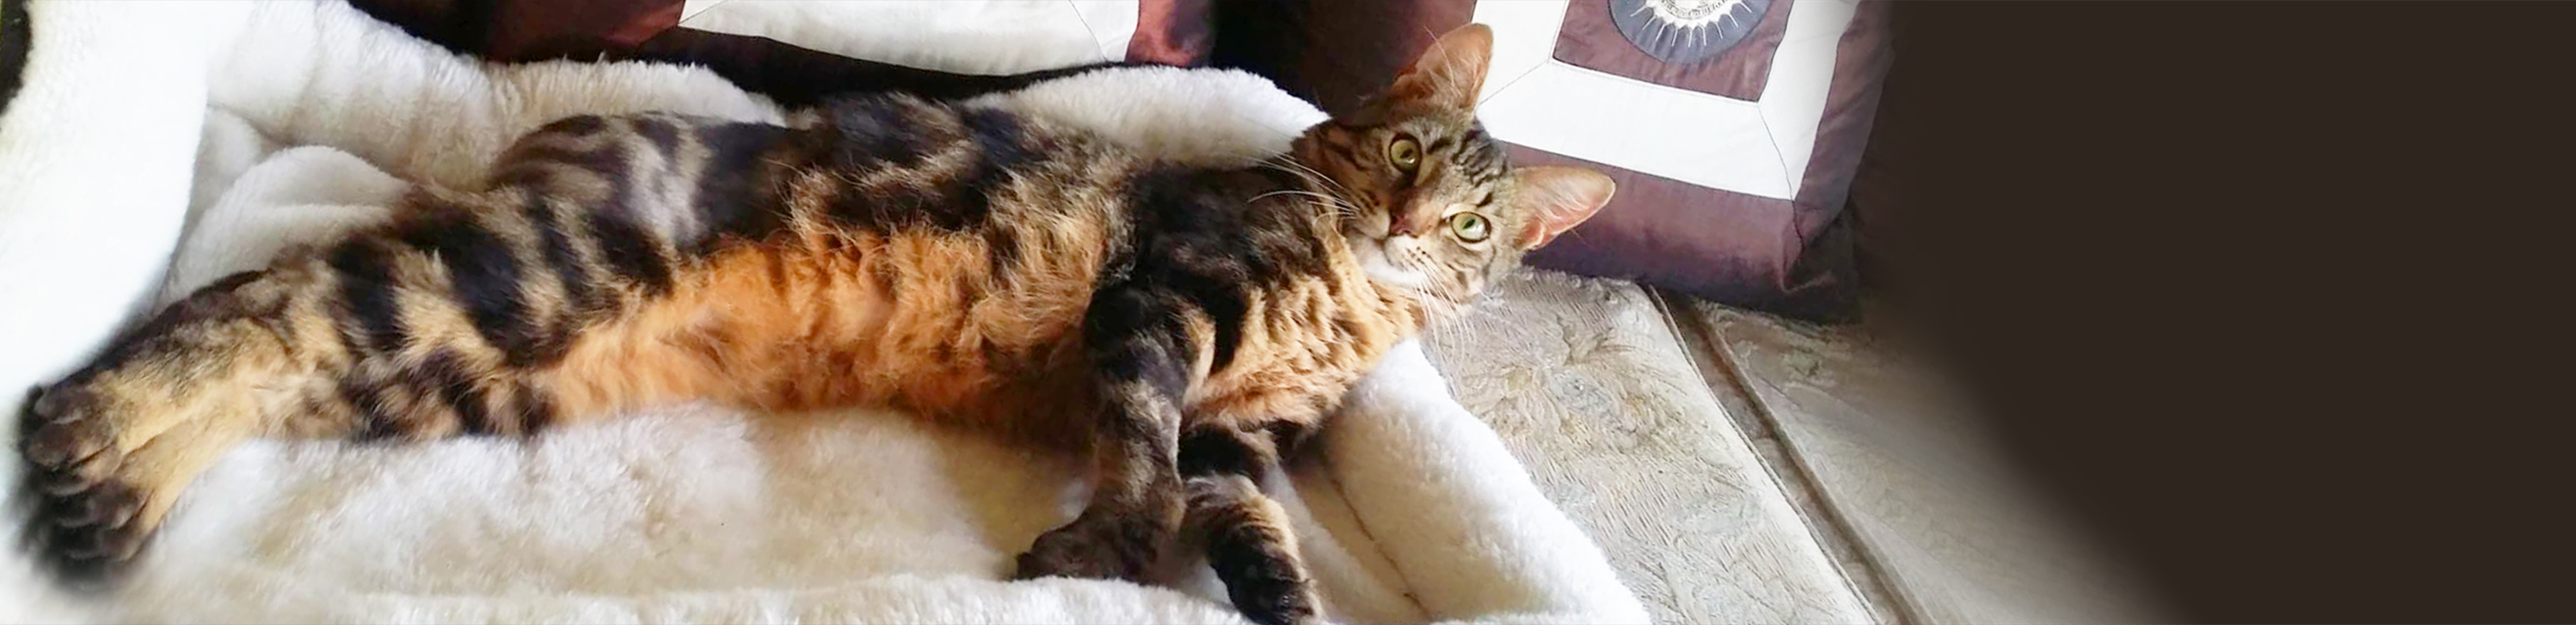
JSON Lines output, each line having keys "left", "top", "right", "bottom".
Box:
{"left": 23, "top": 177, "right": 651, "bottom": 581}
{"left": 18, "top": 269, "right": 328, "bottom": 579}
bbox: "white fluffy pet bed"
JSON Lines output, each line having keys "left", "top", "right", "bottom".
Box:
{"left": 0, "top": 1, "right": 1646, "bottom": 623}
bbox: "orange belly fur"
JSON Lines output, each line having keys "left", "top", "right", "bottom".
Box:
{"left": 537, "top": 228, "right": 1106, "bottom": 439}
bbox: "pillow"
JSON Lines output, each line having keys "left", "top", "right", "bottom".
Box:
{"left": 350, "top": 0, "right": 1216, "bottom": 109}
{"left": 1212, "top": 0, "right": 1890, "bottom": 321}
{"left": 345, "top": 0, "right": 686, "bottom": 60}
{"left": 665, "top": 0, "right": 1211, "bottom": 73}
{"left": 352, "top": 1, "right": 1212, "bottom": 66}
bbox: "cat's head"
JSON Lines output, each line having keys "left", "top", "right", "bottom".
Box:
{"left": 1292, "top": 24, "right": 1616, "bottom": 317}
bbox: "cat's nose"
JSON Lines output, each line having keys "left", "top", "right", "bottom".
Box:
{"left": 1389, "top": 215, "right": 1419, "bottom": 237}
{"left": 1388, "top": 208, "right": 1434, "bottom": 237}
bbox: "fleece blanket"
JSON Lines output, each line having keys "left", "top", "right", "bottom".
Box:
{"left": 0, "top": 1, "right": 1646, "bottom": 623}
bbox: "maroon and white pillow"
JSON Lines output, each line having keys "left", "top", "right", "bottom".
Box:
{"left": 350, "top": 0, "right": 1217, "bottom": 107}
{"left": 670, "top": 0, "right": 1212, "bottom": 72}
{"left": 353, "top": 0, "right": 1212, "bottom": 68}
{"left": 1222, "top": 0, "right": 1891, "bottom": 320}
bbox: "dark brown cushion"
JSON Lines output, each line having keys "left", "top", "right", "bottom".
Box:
{"left": 347, "top": 0, "right": 682, "bottom": 61}
{"left": 352, "top": 0, "right": 1213, "bottom": 67}
{"left": 1213, "top": 0, "right": 1891, "bottom": 321}
{"left": 347, "top": 1, "right": 1215, "bottom": 109}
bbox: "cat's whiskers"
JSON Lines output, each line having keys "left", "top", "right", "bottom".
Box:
{"left": 1406, "top": 281, "right": 1468, "bottom": 321}
{"left": 1259, "top": 158, "right": 1359, "bottom": 205}
{"left": 1256, "top": 162, "right": 1370, "bottom": 241}
{"left": 1249, "top": 190, "right": 1362, "bottom": 223}
{"left": 1368, "top": 242, "right": 1469, "bottom": 322}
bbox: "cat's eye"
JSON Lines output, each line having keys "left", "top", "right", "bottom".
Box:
{"left": 1448, "top": 212, "right": 1490, "bottom": 243}
{"left": 1387, "top": 137, "right": 1422, "bottom": 172}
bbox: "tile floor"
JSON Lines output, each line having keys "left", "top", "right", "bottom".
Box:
{"left": 1420, "top": 270, "right": 2157, "bottom": 624}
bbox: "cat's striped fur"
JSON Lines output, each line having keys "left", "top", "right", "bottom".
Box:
{"left": 17, "top": 25, "right": 1609, "bottom": 625}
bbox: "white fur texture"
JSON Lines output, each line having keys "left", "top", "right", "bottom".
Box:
{"left": 158, "top": 146, "right": 405, "bottom": 308}
{"left": 0, "top": 1, "right": 1648, "bottom": 623}
{"left": 0, "top": 3, "right": 256, "bottom": 619}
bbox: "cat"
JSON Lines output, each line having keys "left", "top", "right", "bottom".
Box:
{"left": 16, "top": 23, "right": 1610, "bottom": 625}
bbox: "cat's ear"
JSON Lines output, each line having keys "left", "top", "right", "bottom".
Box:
{"left": 1513, "top": 166, "right": 1616, "bottom": 249}
{"left": 1391, "top": 23, "right": 1495, "bottom": 110}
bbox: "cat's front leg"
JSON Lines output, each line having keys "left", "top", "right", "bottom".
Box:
{"left": 1181, "top": 424, "right": 1322, "bottom": 625}
{"left": 1015, "top": 288, "right": 1193, "bottom": 583}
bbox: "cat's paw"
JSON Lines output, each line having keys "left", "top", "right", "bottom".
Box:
{"left": 19, "top": 385, "right": 164, "bottom": 580}
{"left": 1206, "top": 520, "right": 1324, "bottom": 625}
{"left": 23, "top": 385, "right": 126, "bottom": 494}
{"left": 1013, "top": 514, "right": 1159, "bottom": 583}
{"left": 1227, "top": 577, "right": 1325, "bottom": 625}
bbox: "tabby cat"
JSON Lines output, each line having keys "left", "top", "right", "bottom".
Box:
{"left": 17, "top": 23, "right": 1609, "bottom": 624}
